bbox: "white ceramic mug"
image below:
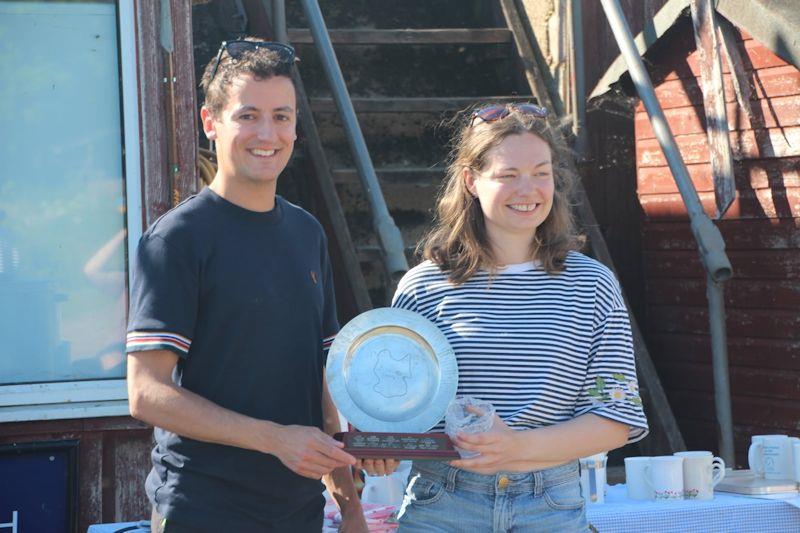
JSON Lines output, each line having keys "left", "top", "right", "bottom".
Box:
{"left": 644, "top": 456, "right": 684, "bottom": 501}
{"left": 749, "top": 435, "right": 794, "bottom": 479}
{"left": 579, "top": 452, "right": 607, "bottom": 504}
{"left": 674, "top": 451, "right": 725, "bottom": 500}
{"left": 625, "top": 457, "right": 653, "bottom": 500}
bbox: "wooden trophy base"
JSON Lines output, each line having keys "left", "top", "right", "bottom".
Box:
{"left": 334, "top": 431, "right": 460, "bottom": 460}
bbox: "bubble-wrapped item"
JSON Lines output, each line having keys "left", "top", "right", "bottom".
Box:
{"left": 444, "top": 396, "right": 496, "bottom": 459}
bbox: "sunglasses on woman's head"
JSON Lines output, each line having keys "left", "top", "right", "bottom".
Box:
{"left": 470, "top": 103, "right": 548, "bottom": 127}
{"left": 207, "top": 40, "right": 296, "bottom": 84}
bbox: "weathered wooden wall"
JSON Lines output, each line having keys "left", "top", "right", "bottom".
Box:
{"left": 0, "top": 417, "right": 152, "bottom": 532}
{"left": 1, "top": 1, "right": 196, "bottom": 529}
{"left": 577, "top": 0, "right": 672, "bottom": 333}
{"left": 582, "top": 0, "right": 672, "bottom": 94}
{"left": 633, "top": 17, "right": 800, "bottom": 466}
{"left": 139, "top": 0, "right": 200, "bottom": 226}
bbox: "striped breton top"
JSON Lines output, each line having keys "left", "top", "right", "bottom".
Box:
{"left": 391, "top": 251, "right": 649, "bottom": 443}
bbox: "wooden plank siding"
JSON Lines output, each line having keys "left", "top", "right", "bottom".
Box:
{"left": 645, "top": 249, "right": 800, "bottom": 279}
{"left": 637, "top": 126, "right": 800, "bottom": 167}
{"left": 581, "top": 0, "right": 672, "bottom": 97}
{"left": 635, "top": 94, "right": 800, "bottom": 138}
{"left": 647, "top": 277, "right": 800, "bottom": 309}
{"left": 644, "top": 66, "right": 800, "bottom": 109}
{"left": 0, "top": 417, "right": 152, "bottom": 532}
{"left": 659, "top": 40, "right": 791, "bottom": 81}
{"left": 644, "top": 218, "right": 800, "bottom": 249}
{"left": 639, "top": 188, "right": 800, "bottom": 220}
{"left": 634, "top": 20, "right": 800, "bottom": 464}
{"left": 638, "top": 158, "right": 800, "bottom": 195}
{"left": 287, "top": 28, "right": 513, "bottom": 45}
{"left": 0, "top": 1, "right": 194, "bottom": 529}
{"left": 628, "top": 22, "right": 790, "bottom": 84}
{"left": 650, "top": 333, "right": 800, "bottom": 371}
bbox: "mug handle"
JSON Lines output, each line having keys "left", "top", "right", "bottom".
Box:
{"left": 748, "top": 442, "right": 763, "bottom": 475}
{"left": 711, "top": 457, "right": 726, "bottom": 487}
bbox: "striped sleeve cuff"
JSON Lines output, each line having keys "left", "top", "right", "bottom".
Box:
{"left": 126, "top": 331, "right": 191, "bottom": 357}
{"left": 322, "top": 334, "right": 336, "bottom": 354}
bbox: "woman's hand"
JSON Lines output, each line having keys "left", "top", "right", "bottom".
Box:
{"left": 448, "top": 414, "right": 526, "bottom": 474}
{"left": 356, "top": 458, "right": 400, "bottom": 477}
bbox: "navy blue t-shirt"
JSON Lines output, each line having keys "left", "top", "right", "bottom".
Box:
{"left": 126, "top": 187, "right": 339, "bottom": 530}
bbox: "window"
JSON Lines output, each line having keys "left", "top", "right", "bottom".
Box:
{"left": 0, "top": 1, "right": 141, "bottom": 421}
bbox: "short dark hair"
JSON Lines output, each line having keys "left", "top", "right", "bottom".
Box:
{"left": 199, "top": 36, "right": 296, "bottom": 115}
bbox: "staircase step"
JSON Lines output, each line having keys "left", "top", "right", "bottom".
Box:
{"left": 336, "top": 180, "right": 439, "bottom": 214}
{"left": 310, "top": 96, "right": 532, "bottom": 113}
{"left": 296, "top": 42, "right": 518, "bottom": 98}
{"left": 286, "top": 0, "right": 497, "bottom": 30}
{"left": 288, "top": 28, "right": 512, "bottom": 45}
{"left": 357, "top": 245, "right": 416, "bottom": 263}
{"left": 315, "top": 112, "right": 452, "bottom": 168}
{"left": 331, "top": 166, "right": 446, "bottom": 184}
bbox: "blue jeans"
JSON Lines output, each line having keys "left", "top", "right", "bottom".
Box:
{"left": 398, "top": 460, "right": 587, "bottom": 532}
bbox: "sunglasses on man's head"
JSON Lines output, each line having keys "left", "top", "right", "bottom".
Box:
{"left": 469, "top": 103, "right": 549, "bottom": 127}
{"left": 207, "top": 40, "right": 296, "bottom": 84}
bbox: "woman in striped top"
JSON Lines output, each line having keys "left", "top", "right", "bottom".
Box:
{"left": 380, "top": 103, "right": 648, "bottom": 532}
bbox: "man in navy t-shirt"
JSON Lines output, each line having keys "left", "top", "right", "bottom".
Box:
{"left": 126, "top": 38, "right": 367, "bottom": 532}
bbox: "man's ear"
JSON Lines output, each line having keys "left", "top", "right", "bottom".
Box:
{"left": 463, "top": 167, "right": 478, "bottom": 197}
{"left": 200, "top": 107, "right": 217, "bottom": 141}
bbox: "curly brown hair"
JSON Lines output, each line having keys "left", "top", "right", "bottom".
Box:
{"left": 199, "top": 37, "right": 296, "bottom": 116}
{"left": 420, "top": 104, "right": 580, "bottom": 284}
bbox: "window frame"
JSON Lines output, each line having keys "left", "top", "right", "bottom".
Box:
{"left": 0, "top": 0, "right": 141, "bottom": 423}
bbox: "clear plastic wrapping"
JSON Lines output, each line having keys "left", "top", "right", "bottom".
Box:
{"left": 444, "top": 396, "right": 496, "bottom": 459}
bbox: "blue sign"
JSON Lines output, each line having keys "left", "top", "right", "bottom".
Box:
{"left": 0, "top": 441, "right": 76, "bottom": 533}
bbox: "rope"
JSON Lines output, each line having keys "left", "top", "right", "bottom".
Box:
{"left": 197, "top": 147, "right": 217, "bottom": 186}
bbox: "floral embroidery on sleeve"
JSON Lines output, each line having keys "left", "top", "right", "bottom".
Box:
{"left": 586, "top": 374, "right": 643, "bottom": 406}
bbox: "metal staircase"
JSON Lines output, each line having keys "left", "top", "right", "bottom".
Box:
{"left": 229, "top": 0, "right": 686, "bottom": 457}
{"left": 286, "top": 1, "right": 531, "bottom": 305}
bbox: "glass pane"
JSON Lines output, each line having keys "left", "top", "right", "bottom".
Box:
{"left": 0, "top": 1, "right": 128, "bottom": 385}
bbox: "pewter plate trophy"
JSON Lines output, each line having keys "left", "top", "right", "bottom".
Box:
{"left": 326, "top": 307, "right": 459, "bottom": 460}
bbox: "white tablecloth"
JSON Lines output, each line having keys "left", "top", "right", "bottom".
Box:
{"left": 586, "top": 484, "right": 800, "bottom": 533}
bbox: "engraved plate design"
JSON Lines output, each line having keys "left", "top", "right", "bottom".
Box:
{"left": 327, "top": 308, "right": 458, "bottom": 433}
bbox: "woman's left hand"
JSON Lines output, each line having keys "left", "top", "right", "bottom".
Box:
{"left": 448, "top": 414, "right": 524, "bottom": 474}
{"left": 356, "top": 458, "right": 400, "bottom": 477}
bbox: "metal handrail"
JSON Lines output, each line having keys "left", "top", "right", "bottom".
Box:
{"left": 270, "top": 0, "right": 287, "bottom": 43}
{"left": 569, "top": 0, "right": 587, "bottom": 158}
{"left": 292, "top": 0, "right": 409, "bottom": 283}
{"left": 599, "top": 0, "right": 735, "bottom": 464}
{"left": 261, "top": 0, "right": 373, "bottom": 314}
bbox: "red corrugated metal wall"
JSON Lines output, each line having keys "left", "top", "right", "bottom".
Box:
{"left": 636, "top": 21, "right": 800, "bottom": 466}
